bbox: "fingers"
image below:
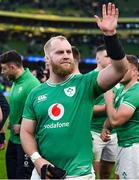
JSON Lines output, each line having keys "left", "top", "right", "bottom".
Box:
{"left": 115, "top": 8, "right": 119, "bottom": 19}
{"left": 107, "top": 2, "right": 112, "bottom": 16}
{"left": 103, "top": 2, "right": 118, "bottom": 17}
{"left": 111, "top": 3, "right": 115, "bottom": 16}
{"left": 102, "top": 4, "right": 107, "bottom": 17}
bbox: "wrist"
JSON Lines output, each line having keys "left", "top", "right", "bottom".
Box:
{"left": 104, "top": 33, "right": 125, "bottom": 60}
{"left": 30, "top": 152, "right": 41, "bottom": 163}
{"left": 103, "top": 30, "right": 116, "bottom": 36}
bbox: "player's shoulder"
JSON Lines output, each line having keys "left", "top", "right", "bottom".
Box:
{"left": 28, "top": 83, "right": 46, "bottom": 95}
{"left": 73, "top": 70, "right": 98, "bottom": 80}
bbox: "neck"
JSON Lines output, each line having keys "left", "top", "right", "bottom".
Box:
{"left": 124, "top": 78, "right": 137, "bottom": 90}
{"left": 48, "top": 73, "right": 73, "bottom": 84}
{"left": 73, "top": 69, "right": 80, "bottom": 74}
{"left": 15, "top": 67, "right": 24, "bottom": 79}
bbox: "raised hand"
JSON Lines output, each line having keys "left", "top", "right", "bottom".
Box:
{"left": 95, "top": 2, "right": 119, "bottom": 35}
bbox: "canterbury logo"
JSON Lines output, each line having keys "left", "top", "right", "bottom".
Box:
{"left": 38, "top": 94, "right": 47, "bottom": 102}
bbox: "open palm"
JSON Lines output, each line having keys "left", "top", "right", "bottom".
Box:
{"left": 95, "top": 3, "right": 119, "bottom": 33}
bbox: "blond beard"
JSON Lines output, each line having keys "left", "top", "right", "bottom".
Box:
{"left": 51, "top": 61, "right": 74, "bottom": 77}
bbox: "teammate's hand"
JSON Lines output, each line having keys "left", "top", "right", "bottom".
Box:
{"left": 100, "top": 128, "right": 111, "bottom": 142}
{"left": 14, "top": 124, "right": 21, "bottom": 134}
{"left": 0, "top": 140, "right": 6, "bottom": 150}
{"left": 104, "top": 89, "right": 115, "bottom": 103}
{"left": 95, "top": 2, "right": 119, "bottom": 35}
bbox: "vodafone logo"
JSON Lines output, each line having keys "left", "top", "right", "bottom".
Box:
{"left": 48, "top": 103, "right": 64, "bottom": 120}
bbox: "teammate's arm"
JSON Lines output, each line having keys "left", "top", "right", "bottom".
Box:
{"left": 104, "top": 89, "right": 135, "bottom": 127}
{"left": 95, "top": 3, "right": 128, "bottom": 91}
{"left": 93, "top": 104, "right": 106, "bottom": 116}
{"left": 0, "top": 107, "right": 2, "bottom": 122}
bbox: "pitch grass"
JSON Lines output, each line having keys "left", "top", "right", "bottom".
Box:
{"left": 0, "top": 147, "right": 7, "bottom": 179}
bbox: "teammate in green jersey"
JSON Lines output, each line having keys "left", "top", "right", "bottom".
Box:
{"left": 20, "top": 3, "right": 128, "bottom": 179}
{"left": 102, "top": 55, "right": 139, "bottom": 179}
{"left": 72, "top": 46, "right": 81, "bottom": 74}
{"left": 0, "top": 50, "right": 40, "bottom": 179}
{"left": 91, "top": 44, "right": 118, "bottom": 179}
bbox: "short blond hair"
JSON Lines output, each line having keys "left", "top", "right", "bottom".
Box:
{"left": 44, "top": 35, "right": 68, "bottom": 56}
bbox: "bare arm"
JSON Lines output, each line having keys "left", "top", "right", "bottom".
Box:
{"left": 95, "top": 3, "right": 128, "bottom": 90}
{"left": 20, "top": 118, "right": 51, "bottom": 175}
{"left": 93, "top": 104, "right": 106, "bottom": 116}
{"left": 104, "top": 90, "right": 135, "bottom": 127}
{"left": 0, "top": 107, "right": 2, "bottom": 122}
{"left": 98, "top": 61, "right": 127, "bottom": 91}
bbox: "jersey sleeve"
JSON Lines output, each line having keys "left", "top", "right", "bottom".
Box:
{"left": 122, "top": 86, "right": 139, "bottom": 110}
{"left": 85, "top": 70, "right": 105, "bottom": 100}
{"left": 25, "top": 78, "right": 40, "bottom": 95}
{"left": 22, "top": 90, "right": 36, "bottom": 121}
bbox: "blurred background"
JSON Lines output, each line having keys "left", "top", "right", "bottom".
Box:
{"left": 0, "top": 0, "right": 139, "bottom": 92}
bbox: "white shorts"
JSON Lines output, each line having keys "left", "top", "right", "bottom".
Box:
{"left": 31, "top": 168, "right": 95, "bottom": 180}
{"left": 91, "top": 131, "right": 118, "bottom": 162}
{"left": 115, "top": 143, "right": 139, "bottom": 179}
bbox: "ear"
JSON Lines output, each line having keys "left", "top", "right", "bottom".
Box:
{"left": 10, "top": 64, "right": 17, "bottom": 70}
{"left": 45, "top": 61, "right": 49, "bottom": 70}
{"left": 45, "top": 55, "right": 50, "bottom": 64}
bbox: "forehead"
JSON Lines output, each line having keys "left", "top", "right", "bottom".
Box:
{"left": 1, "top": 63, "right": 9, "bottom": 68}
{"left": 96, "top": 50, "right": 107, "bottom": 57}
{"left": 50, "top": 39, "right": 72, "bottom": 52}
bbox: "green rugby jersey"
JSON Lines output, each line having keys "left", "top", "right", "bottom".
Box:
{"left": 23, "top": 71, "right": 104, "bottom": 176}
{"left": 9, "top": 68, "right": 40, "bottom": 144}
{"left": 91, "top": 84, "right": 121, "bottom": 133}
{"left": 114, "top": 82, "right": 139, "bottom": 147}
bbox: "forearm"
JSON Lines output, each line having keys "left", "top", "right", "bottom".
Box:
{"left": 105, "top": 100, "right": 118, "bottom": 127}
{"left": 20, "top": 128, "right": 38, "bottom": 156}
{"left": 93, "top": 104, "right": 106, "bottom": 116}
{"left": 0, "top": 107, "right": 2, "bottom": 122}
{"left": 103, "top": 118, "right": 112, "bottom": 130}
{"left": 104, "top": 33, "right": 128, "bottom": 75}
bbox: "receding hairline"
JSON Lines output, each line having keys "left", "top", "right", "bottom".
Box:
{"left": 44, "top": 35, "right": 68, "bottom": 55}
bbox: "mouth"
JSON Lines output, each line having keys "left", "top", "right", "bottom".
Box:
{"left": 60, "top": 61, "right": 71, "bottom": 65}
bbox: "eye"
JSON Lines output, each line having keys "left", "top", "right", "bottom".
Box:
{"left": 66, "top": 50, "right": 72, "bottom": 54}
{"left": 56, "top": 50, "right": 64, "bottom": 54}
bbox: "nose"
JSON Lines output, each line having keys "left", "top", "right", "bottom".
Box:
{"left": 1, "top": 69, "right": 4, "bottom": 74}
{"left": 63, "top": 52, "right": 71, "bottom": 60}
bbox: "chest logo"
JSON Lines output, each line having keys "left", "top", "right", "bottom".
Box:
{"left": 38, "top": 94, "right": 47, "bottom": 102}
{"left": 64, "top": 87, "right": 76, "bottom": 97}
{"left": 48, "top": 103, "right": 64, "bottom": 120}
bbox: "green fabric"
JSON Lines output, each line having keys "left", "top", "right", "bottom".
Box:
{"left": 114, "top": 82, "right": 139, "bottom": 147}
{"left": 9, "top": 68, "right": 40, "bottom": 144}
{"left": 91, "top": 85, "right": 121, "bottom": 133}
{"left": 23, "top": 71, "right": 104, "bottom": 176}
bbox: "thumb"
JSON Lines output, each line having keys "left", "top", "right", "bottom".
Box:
{"left": 94, "top": 15, "right": 101, "bottom": 28}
